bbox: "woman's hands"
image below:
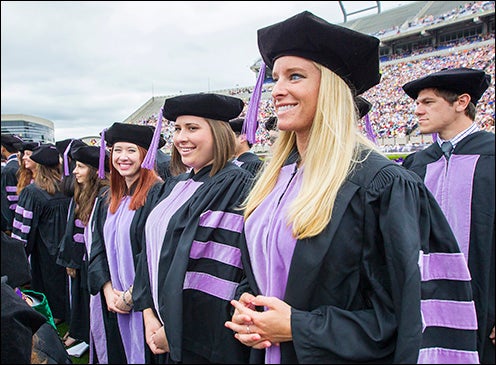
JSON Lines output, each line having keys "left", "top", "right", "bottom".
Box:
{"left": 143, "top": 308, "right": 169, "bottom": 354}
{"left": 102, "top": 281, "right": 131, "bottom": 314}
{"left": 224, "top": 293, "right": 292, "bottom": 349}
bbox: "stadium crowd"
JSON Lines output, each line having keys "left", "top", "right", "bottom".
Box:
{"left": 1, "top": 2, "right": 494, "bottom": 364}
{"left": 137, "top": 38, "right": 494, "bottom": 154}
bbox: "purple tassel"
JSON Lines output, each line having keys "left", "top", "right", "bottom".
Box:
{"left": 364, "top": 114, "right": 377, "bottom": 144}
{"left": 63, "top": 139, "right": 74, "bottom": 176}
{"left": 98, "top": 128, "right": 107, "bottom": 179}
{"left": 141, "top": 108, "right": 163, "bottom": 170}
{"left": 243, "top": 61, "right": 266, "bottom": 144}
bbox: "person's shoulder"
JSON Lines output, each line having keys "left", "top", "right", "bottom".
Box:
{"left": 351, "top": 150, "right": 422, "bottom": 189}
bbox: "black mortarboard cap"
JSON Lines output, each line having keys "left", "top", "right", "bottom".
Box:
{"left": 1, "top": 134, "right": 24, "bottom": 151}
{"left": 104, "top": 122, "right": 166, "bottom": 150}
{"left": 55, "top": 138, "right": 86, "bottom": 157}
{"left": 402, "top": 67, "right": 491, "bottom": 105}
{"left": 18, "top": 141, "right": 41, "bottom": 152}
{"left": 257, "top": 11, "right": 381, "bottom": 95}
{"left": 30, "top": 144, "right": 60, "bottom": 167}
{"left": 71, "top": 144, "right": 110, "bottom": 171}
{"left": 55, "top": 139, "right": 72, "bottom": 156}
{"left": 229, "top": 118, "right": 244, "bottom": 134}
{"left": 163, "top": 93, "right": 244, "bottom": 122}
{"left": 355, "top": 96, "right": 372, "bottom": 119}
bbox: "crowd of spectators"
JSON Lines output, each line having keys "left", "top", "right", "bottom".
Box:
{"left": 372, "top": 0, "right": 494, "bottom": 38}
{"left": 138, "top": 35, "right": 494, "bottom": 155}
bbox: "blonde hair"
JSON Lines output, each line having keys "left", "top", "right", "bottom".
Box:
{"left": 170, "top": 118, "right": 236, "bottom": 177}
{"left": 244, "top": 64, "right": 378, "bottom": 239}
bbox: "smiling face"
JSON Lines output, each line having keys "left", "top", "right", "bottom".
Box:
{"left": 111, "top": 142, "right": 142, "bottom": 186}
{"left": 173, "top": 115, "right": 214, "bottom": 173}
{"left": 22, "top": 150, "right": 36, "bottom": 171}
{"left": 271, "top": 55, "right": 321, "bottom": 140}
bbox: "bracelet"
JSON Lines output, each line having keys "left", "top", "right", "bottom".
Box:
{"left": 122, "top": 289, "right": 133, "bottom": 308}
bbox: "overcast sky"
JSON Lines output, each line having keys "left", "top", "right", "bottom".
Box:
{"left": 1, "top": 1, "right": 414, "bottom": 141}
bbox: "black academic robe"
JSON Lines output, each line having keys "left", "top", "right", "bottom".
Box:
{"left": 57, "top": 198, "right": 90, "bottom": 343}
{"left": 156, "top": 149, "right": 173, "bottom": 180}
{"left": 403, "top": 130, "right": 495, "bottom": 364}
{"left": 88, "top": 183, "right": 162, "bottom": 364}
{"left": 232, "top": 151, "right": 264, "bottom": 177}
{"left": 11, "top": 183, "right": 70, "bottom": 320}
{"left": 133, "top": 162, "right": 253, "bottom": 364}
{"left": 1, "top": 279, "right": 47, "bottom": 364}
{"left": 237, "top": 149, "right": 478, "bottom": 364}
{"left": 1, "top": 231, "right": 31, "bottom": 288}
{"left": 1, "top": 156, "right": 19, "bottom": 233}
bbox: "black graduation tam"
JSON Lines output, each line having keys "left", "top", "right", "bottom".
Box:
{"left": 104, "top": 122, "right": 166, "bottom": 150}
{"left": 72, "top": 144, "right": 110, "bottom": 171}
{"left": 18, "top": 141, "right": 41, "bottom": 152}
{"left": 30, "top": 144, "right": 60, "bottom": 166}
{"left": 402, "top": 67, "right": 491, "bottom": 105}
{"left": 355, "top": 96, "right": 372, "bottom": 119}
{"left": 55, "top": 139, "right": 72, "bottom": 156}
{"left": 55, "top": 138, "right": 86, "bottom": 157}
{"left": 229, "top": 118, "right": 244, "bottom": 134}
{"left": 1, "top": 134, "right": 24, "bottom": 151}
{"left": 1, "top": 232, "right": 31, "bottom": 288}
{"left": 163, "top": 93, "right": 244, "bottom": 122}
{"left": 257, "top": 11, "right": 381, "bottom": 95}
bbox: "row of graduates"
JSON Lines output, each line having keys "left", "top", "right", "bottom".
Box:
{"left": 1, "top": 9, "right": 493, "bottom": 365}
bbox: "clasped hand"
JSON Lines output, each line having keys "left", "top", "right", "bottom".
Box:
{"left": 224, "top": 292, "right": 292, "bottom": 349}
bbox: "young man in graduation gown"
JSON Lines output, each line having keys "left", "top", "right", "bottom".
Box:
{"left": 402, "top": 67, "right": 495, "bottom": 364}
{"left": 1, "top": 134, "right": 22, "bottom": 235}
{"left": 228, "top": 117, "right": 264, "bottom": 177}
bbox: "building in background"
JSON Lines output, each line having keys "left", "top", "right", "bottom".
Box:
{"left": 1, "top": 114, "right": 54, "bottom": 143}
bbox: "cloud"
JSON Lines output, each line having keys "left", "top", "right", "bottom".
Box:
{"left": 1, "top": 1, "right": 413, "bottom": 140}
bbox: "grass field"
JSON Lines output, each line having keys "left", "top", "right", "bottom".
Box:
{"left": 56, "top": 322, "right": 89, "bottom": 364}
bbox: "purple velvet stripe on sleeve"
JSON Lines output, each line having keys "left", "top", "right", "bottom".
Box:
{"left": 421, "top": 299, "right": 477, "bottom": 330}
{"left": 7, "top": 195, "right": 19, "bottom": 201}
{"left": 75, "top": 219, "right": 85, "bottom": 228}
{"left": 13, "top": 219, "right": 30, "bottom": 234}
{"left": 419, "top": 252, "right": 471, "bottom": 281}
{"left": 418, "top": 347, "right": 480, "bottom": 364}
{"left": 11, "top": 233, "right": 26, "bottom": 243}
{"left": 189, "top": 240, "right": 242, "bottom": 268}
{"left": 198, "top": 210, "right": 244, "bottom": 233}
{"left": 6, "top": 186, "right": 17, "bottom": 192}
{"left": 15, "top": 205, "right": 33, "bottom": 219}
{"left": 73, "top": 233, "right": 85, "bottom": 243}
{"left": 183, "top": 271, "right": 238, "bottom": 301}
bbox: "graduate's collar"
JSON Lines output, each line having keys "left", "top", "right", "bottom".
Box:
{"left": 284, "top": 148, "right": 301, "bottom": 167}
{"left": 187, "top": 164, "right": 214, "bottom": 181}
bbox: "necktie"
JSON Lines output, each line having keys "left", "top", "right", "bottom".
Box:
{"left": 441, "top": 141, "right": 453, "bottom": 160}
